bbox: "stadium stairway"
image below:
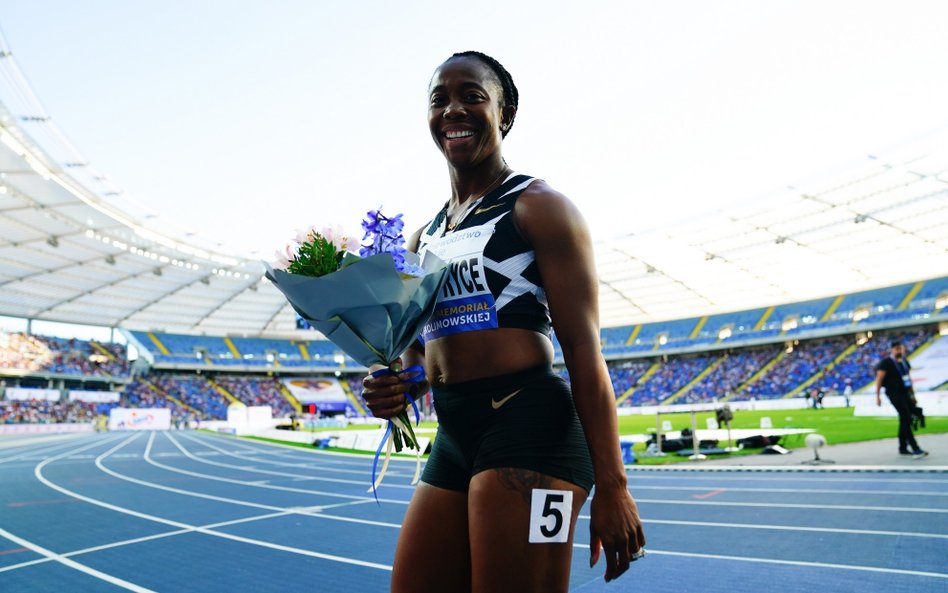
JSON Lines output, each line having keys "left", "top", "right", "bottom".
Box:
{"left": 146, "top": 332, "right": 171, "bottom": 356}
{"left": 898, "top": 281, "right": 924, "bottom": 310}
{"left": 820, "top": 295, "right": 846, "bottom": 322}
{"left": 145, "top": 380, "right": 201, "bottom": 416}
{"left": 753, "top": 306, "right": 775, "bottom": 331}
{"left": 689, "top": 316, "right": 709, "bottom": 339}
{"left": 276, "top": 381, "right": 302, "bottom": 414}
{"left": 90, "top": 341, "right": 115, "bottom": 360}
{"left": 296, "top": 342, "right": 310, "bottom": 360}
{"left": 625, "top": 325, "right": 642, "bottom": 346}
{"left": 206, "top": 378, "right": 242, "bottom": 406}
{"left": 223, "top": 337, "right": 242, "bottom": 359}
{"left": 615, "top": 361, "right": 660, "bottom": 406}
{"left": 339, "top": 378, "right": 368, "bottom": 416}
{"left": 724, "top": 350, "right": 786, "bottom": 401}
{"left": 660, "top": 357, "right": 724, "bottom": 405}
{"left": 784, "top": 342, "right": 858, "bottom": 398}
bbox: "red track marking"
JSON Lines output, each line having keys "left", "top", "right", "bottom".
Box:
{"left": 692, "top": 488, "right": 727, "bottom": 500}
{"left": 7, "top": 499, "right": 75, "bottom": 508}
{"left": 0, "top": 547, "right": 30, "bottom": 556}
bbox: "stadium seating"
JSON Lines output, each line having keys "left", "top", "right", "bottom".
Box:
{"left": 2, "top": 276, "right": 945, "bottom": 425}
{"left": 0, "top": 332, "right": 129, "bottom": 377}
{"left": 0, "top": 399, "right": 113, "bottom": 424}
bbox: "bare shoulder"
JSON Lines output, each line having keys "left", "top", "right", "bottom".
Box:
{"left": 406, "top": 224, "right": 427, "bottom": 253}
{"left": 517, "top": 179, "right": 576, "bottom": 213}
{"left": 515, "top": 179, "right": 587, "bottom": 243}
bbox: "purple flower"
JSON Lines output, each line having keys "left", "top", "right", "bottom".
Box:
{"left": 361, "top": 209, "right": 411, "bottom": 272}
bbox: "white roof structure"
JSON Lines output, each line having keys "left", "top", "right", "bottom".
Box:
{"left": 1, "top": 49, "right": 947, "bottom": 336}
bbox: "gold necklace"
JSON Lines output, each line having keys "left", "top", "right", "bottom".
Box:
{"left": 446, "top": 169, "right": 508, "bottom": 231}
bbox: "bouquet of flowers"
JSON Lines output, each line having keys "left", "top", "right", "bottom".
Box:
{"left": 265, "top": 210, "right": 448, "bottom": 498}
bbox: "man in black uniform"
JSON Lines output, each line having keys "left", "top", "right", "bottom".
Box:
{"left": 875, "top": 341, "right": 927, "bottom": 459}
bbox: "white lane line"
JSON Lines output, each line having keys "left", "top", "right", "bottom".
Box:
{"left": 97, "top": 432, "right": 397, "bottom": 531}
{"left": 578, "top": 544, "right": 948, "bottom": 580}
{"left": 197, "top": 431, "right": 409, "bottom": 467}
{"left": 158, "top": 432, "right": 407, "bottom": 506}
{"left": 0, "top": 506, "right": 351, "bottom": 575}
{"left": 180, "top": 432, "right": 417, "bottom": 480}
{"left": 628, "top": 484, "right": 948, "bottom": 497}
{"left": 0, "top": 526, "right": 157, "bottom": 592}
{"left": 630, "top": 497, "right": 948, "bottom": 513}
{"left": 29, "top": 438, "right": 942, "bottom": 582}
{"left": 174, "top": 432, "right": 415, "bottom": 490}
{"left": 576, "top": 516, "right": 948, "bottom": 539}
{"left": 627, "top": 471, "right": 948, "bottom": 484}
{"left": 0, "top": 434, "right": 97, "bottom": 465}
{"left": 34, "top": 434, "right": 393, "bottom": 572}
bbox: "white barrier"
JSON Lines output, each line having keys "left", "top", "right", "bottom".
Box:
{"left": 108, "top": 408, "right": 171, "bottom": 431}
{"left": 0, "top": 423, "right": 93, "bottom": 435}
{"left": 854, "top": 391, "right": 948, "bottom": 417}
{"left": 615, "top": 390, "right": 947, "bottom": 417}
{"left": 5, "top": 387, "right": 60, "bottom": 402}
{"left": 69, "top": 390, "right": 120, "bottom": 403}
{"left": 617, "top": 395, "right": 853, "bottom": 416}
{"left": 224, "top": 405, "right": 276, "bottom": 435}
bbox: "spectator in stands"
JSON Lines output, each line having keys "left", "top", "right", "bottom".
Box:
{"left": 876, "top": 341, "right": 927, "bottom": 459}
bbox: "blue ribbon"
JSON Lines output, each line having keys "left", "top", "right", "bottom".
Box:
{"left": 370, "top": 420, "right": 392, "bottom": 504}
{"left": 368, "top": 364, "right": 426, "bottom": 502}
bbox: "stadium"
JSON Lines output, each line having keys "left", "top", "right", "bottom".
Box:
{"left": 2, "top": 5, "right": 948, "bottom": 593}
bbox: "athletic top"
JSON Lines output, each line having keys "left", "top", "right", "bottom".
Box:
{"left": 417, "top": 173, "right": 551, "bottom": 342}
{"left": 877, "top": 356, "right": 912, "bottom": 398}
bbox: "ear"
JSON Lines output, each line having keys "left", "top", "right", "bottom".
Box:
{"left": 500, "top": 105, "right": 517, "bottom": 131}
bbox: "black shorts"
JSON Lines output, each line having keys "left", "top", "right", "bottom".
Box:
{"left": 421, "top": 365, "right": 594, "bottom": 493}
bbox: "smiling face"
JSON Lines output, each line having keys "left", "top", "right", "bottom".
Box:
{"left": 428, "top": 56, "right": 514, "bottom": 168}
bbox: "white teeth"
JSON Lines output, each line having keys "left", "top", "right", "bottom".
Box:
{"left": 445, "top": 130, "right": 475, "bottom": 139}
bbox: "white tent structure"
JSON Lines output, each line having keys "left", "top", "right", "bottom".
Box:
{"left": 1, "top": 47, "right": 947, "bottom": 336}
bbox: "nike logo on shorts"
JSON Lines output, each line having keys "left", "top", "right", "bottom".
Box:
{"left": 491, "top": 389, "right": 522, "bottom": 410}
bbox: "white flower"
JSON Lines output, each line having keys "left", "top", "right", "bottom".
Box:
{"left": 322, "top": 224, "right": 357, "bottom": 253}
{"left": 271, "top": 241, "right": 299, "bottom": 270}
{"left": 294, "top": 226, "right": 319, "bottom": 245}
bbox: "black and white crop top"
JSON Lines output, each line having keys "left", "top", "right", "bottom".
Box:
{"left": 416, "top": 173, "right": 551, "bottom": 343}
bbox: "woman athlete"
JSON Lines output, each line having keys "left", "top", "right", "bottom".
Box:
{"left": 361, "top": 51, "right": 644, "bottom": 593}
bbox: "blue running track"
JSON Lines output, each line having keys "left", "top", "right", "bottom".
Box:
{"left": 0, "top": 431, "right": 945, "bottom": 592}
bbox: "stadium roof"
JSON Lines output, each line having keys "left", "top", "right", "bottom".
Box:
{"left": 1, "top": 52, "right": 947, "bottom": 336}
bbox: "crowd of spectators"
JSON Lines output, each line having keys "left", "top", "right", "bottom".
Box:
{"left": 683, "top": 348, "right": 780, "bottom": 404}
{"left": 122, "top": 379, "right": 189, "bottom": 421}
{"left": 739, "top": 337, "right": 850, "bottom": 400}
{"left": 215, "top": 375, "right": 295, "bottom": 417}
{"left": 0, "top": 332, "right": 129, "bottom": 377}
{"left": 0, "top": 399, "right": 111, "bottom": 424}
{"left": 151, "top": 375, "right": 229, "bottom": 420}
{"left": 817, "top": 327, "right": 935, "bottom": 393}
{"left": 2, "top": 325, "right": 940, "bottom": 423}
{"left": 628, "top": 355, "right": 717, "bottom": 406}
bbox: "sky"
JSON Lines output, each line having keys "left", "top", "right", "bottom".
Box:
{"left": 1, "top": 0, "right": 947, "bottom": 260}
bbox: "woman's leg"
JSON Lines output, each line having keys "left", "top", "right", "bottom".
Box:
{"left": 468, "top": 468, "right": 588, "bottom": 593}
{"left": 392, "top": 482, "right": 471, "bottom": 593}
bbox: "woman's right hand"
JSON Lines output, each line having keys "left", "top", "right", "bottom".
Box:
{"left": 361, "top": 359, "right": 411, "bottom": 420}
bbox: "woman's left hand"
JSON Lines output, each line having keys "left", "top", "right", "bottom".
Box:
{"left": 588, "top": 483, "right": 645, "bottom": 582}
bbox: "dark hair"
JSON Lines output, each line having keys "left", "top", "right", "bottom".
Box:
{"left": 891, "top": 341, "right": 903, "bottom": 349}
{"left": 449, "top": 51, "right": 519, "bottom": 137}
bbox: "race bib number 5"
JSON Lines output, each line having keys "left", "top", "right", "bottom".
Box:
{"left": 529, "top": 489, "right": 573, "bottom": 543}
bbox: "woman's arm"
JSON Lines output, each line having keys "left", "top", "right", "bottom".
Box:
{"left": 516, "top": 181, "right": 644, "bottom": 582}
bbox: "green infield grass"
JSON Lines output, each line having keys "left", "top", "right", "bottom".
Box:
{"left": 244, "top": 406, "right": 946, "bottom": 464}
